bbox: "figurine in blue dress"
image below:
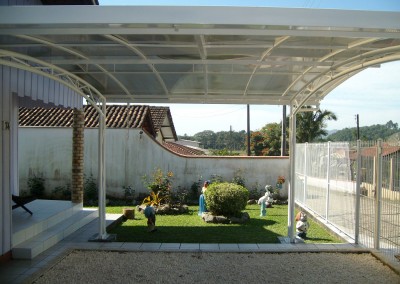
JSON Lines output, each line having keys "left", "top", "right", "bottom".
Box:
{"left": 198, "top": 180, "right": 210, "bottom": 216}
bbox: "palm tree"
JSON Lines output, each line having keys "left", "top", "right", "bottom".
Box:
{"left": 288, "top": 106, "right": 337, "bottom": 143}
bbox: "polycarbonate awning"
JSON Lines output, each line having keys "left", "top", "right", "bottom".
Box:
{"left": 1, "top": 5, "right": 399, "bottom": 242}
{"left": 0, "top": 5, "right": 399, "bottom": 110}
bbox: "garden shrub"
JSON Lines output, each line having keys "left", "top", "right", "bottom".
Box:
{"left": 205, "top": 182, "right": 249, "bottom": 217}
{"left": 84, "top": 174, "right": 98, "bottom": 202}
{"left": 53, "top": 184, "right": 71, "bottom": 200}
{"left": 28, "top": 175, "right": 45, "bottom": 197}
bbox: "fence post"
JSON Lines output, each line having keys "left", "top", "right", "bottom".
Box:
{"left": 374, "top": 139, "right": 383, "bottom": 249}
{"left": 355, "top": 140, "right": 361, "bottom": 244}
{"left": 304, "top": 143, "right": 308, "bottom": 204}
{"left": 326, "top": 141, "right": 331, "bottom": 221}
{"left": 389, "top": 158, "right": 394, "bottom": 191}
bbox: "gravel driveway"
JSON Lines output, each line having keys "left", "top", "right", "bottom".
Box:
{"left": 28, "top": 250, "right": 400, "bottom": 284}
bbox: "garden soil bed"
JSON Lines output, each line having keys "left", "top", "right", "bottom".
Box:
{"left": 28, "top": 250, "right": 399, "bottom": 283}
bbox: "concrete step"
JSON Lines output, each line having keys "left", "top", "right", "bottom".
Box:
{"left": 12, "top": 200, "right": 83, "bottom": 247}
{"left": 12, "top": 208, "right": 98, "bottom": 259}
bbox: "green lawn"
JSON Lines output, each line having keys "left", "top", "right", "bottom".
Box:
{"left": 106, "top": 204, "right": 343, "bottom": 243}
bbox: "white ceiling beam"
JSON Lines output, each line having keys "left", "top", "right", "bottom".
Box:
{"left": 46, "top": 58, "right": 335, "bottom": 67}
{"left": 4, "top": 42, "right": 379, "bottom": 51}
{"left": 3, "top": 27, "right": 399, "bottom": 39}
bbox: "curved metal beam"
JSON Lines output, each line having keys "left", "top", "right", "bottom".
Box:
{"left": 16, "top": 35, "right": 134, "bottom": 100}
{"left": 0, "top": 49, "right": 105, "bottom": 114}
{"left": 281, "top": 38, "right": 380, "bottom": 98}
{"left": 243, "top": 36, "right": 290, "bottom": 96}
{"left": 290, "top": 44, "right": 400, "bottom": 107}
{"left": 292, "top": 54, "right": 400, "bottom": 115}
{"left": 104, "top": 34, "right": 169, "bottom": 96}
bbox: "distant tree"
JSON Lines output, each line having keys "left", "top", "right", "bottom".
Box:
{"left": 178, "top": 134, "right": 194, "bottom": 140}
{"left": 193, "top": 130, "right": 217, "bottom": 149}
{"left": 250, "top": 131, "right": 269, "bottom": 156}
{"left": 291, "top": 107, "right": 337, "bottom": 143}
{"left": 190, "top": 130, "right": 246, "bottom": 151}
{"left": 210, "top": 148, "right": 240, "bottom": 156}
{"left": 250, "top": 123, "right": 282, "bottom": 156}
{"left": 386, "top": 120, "right": 398, "bottom": 130}
{"left": 327, "top": 121, "right": 400, "bottom": 141}
{"left": 260, "top": 123, "right": 282, "bottom": 156}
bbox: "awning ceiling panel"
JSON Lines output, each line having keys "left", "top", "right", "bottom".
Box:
{"left": 0, "top": 6, "right": 399, "bottom": 108}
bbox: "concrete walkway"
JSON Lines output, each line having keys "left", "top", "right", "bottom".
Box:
{"left": 0, "top": 214, "right": 387, "bottom": 284}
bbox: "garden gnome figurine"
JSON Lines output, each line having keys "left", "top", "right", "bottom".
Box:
{"left": 296, "top": 211, "right": 310, "bottom": 239}
{"left": 258, "top": 190, "right": 273, "bottom": 217}
{"left": 144, "top": 204, "right": 157, "bottom": 232}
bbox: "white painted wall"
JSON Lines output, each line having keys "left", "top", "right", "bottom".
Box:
{"left": 19, "top": 127, "right": 290, "bottom": 198}
{"left": 1, "top": 63, "right": 83, "bottom": 257}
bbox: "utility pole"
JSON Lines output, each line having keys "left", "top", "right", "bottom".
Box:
{"left": 247, "top": 104, "right": 251, "bottom": 156}
{"left": 356, "top": 114, "right": 360, "bottom": 140}
{"left": 230, "top": 125, "right": 233, "bottom": 154}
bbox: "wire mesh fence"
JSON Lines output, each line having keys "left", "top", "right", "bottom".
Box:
{"left": 295, "top": 140, "right": 400, "bottom": 262}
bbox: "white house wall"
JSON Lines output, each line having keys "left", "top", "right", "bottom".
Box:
{"left": 19, "top": 128, "right": 290, "bottom": 198}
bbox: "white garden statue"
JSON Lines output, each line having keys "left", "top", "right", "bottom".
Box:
{"left": 257, "top": 187, "right": 274, "bottom": 217}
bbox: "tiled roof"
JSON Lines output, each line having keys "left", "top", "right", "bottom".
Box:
{"left": 19, "top": 107, "right": 75, "bottom": 127}
{"left": 19, "top": 105, "right": 152, "bottom": 128}
{"left": 149, "top": 107, "right": 168, "bottom": 131}
{"left": 163, "top": 142, "right": 205, "bottom": 156}
{"left": 149, "top": 106, "right": 178, "bottom": 141}
{"left": 84, "top": 105, "right": 150, "bottom": 128}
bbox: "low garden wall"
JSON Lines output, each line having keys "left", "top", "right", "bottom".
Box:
{"left": 19, "top": 127, "right": 290, "bottom": 199}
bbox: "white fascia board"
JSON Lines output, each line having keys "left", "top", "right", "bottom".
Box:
{"left": 1, "top": 6, "right": 399, "bottom": 32}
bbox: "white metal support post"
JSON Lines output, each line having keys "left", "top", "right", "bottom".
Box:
{"left": 303, "top": 143, "right": 308, "bottom": 204}
{"left": 98, "top": 101, "right": 107, "bottom": 239}
{"left": 90, "top": 100, "right": 115, "bottom": 242}
{"left": 326, "top": 141, "right": 331, "bottom": 221}
{"left": 354, "top": 140, "right": 361, "bottom": 244}
{"left": 288, "top": 106, "right": 297, "bottom": 242}
{"left": 374, "top": 139, "right": 383, "bottom": 249}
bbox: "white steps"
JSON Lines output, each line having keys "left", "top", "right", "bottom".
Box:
{"left": 12, "top": 200, "right": 98, "bottom": 259}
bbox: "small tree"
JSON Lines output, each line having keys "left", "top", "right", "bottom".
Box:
{"left": 205, "top": 182, "right": 249, "bottom": 217}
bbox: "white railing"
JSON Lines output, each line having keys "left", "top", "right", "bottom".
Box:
{"left": 295, "top": 140, "right": 400, "bottom": 262}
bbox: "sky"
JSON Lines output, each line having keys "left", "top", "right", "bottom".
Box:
{"left": 99, "top": 0, "right": 400, "bottom": 135}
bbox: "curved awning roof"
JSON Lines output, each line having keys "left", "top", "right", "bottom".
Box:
{"left": 0, "top": 6, "right": 399, "bottom": 110}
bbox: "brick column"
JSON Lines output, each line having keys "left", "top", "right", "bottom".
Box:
{"left": 72, "top": 108, "right": 84, "bottom": 203}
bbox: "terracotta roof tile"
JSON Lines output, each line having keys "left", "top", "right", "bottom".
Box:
{"left": 163, "top": 142, "right": 205, "bottom": 156}
{"left": 19, "top": 105, "right": 154, "bottom": 129}
{"left": 19, "top": 105, "right": 183, "bottom": 143}
{"left": 149, "top": 106, "right": 168, "bottom": 130}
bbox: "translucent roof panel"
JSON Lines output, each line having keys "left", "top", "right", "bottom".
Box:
{"left": 0, "top": 6, "right": 399, "bottom": 108}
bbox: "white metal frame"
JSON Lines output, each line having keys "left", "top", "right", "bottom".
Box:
{"left": 1, "top": 5, "right": 400, "bottom": 244}
{"left": 0, "top": 50, "right": 110, "bottom": 241}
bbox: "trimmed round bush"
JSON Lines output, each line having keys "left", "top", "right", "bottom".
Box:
{"left": 204, "top": 182, "right": 249, "bottom": 217}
